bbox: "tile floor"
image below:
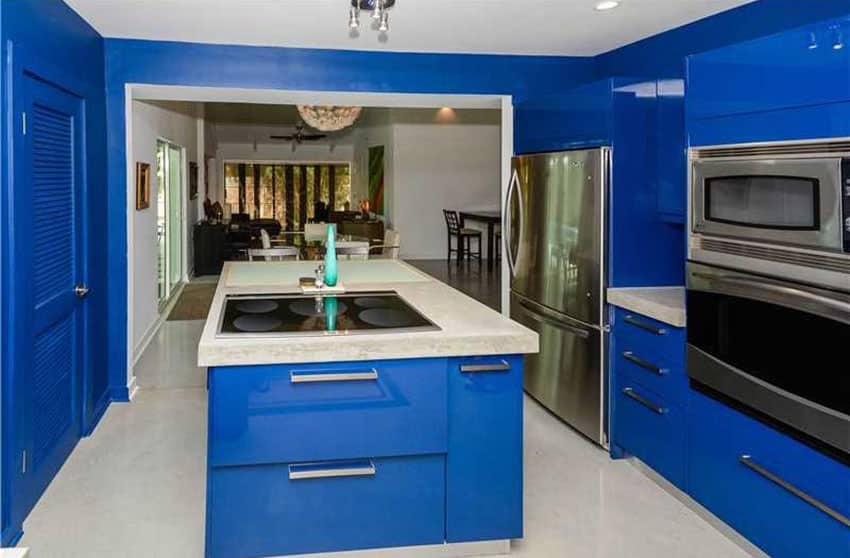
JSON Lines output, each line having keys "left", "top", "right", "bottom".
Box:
{"left": 19, "top": 309, "right": 755, "bottom": 557}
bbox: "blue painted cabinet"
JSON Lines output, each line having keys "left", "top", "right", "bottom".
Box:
{"left": 688, "top": 391, "right": 850, "bottom": 558}
{"left": 609, "top": 307, "right": 688, "bottom": 489}
{"left": 446, "top": 355, "right": 523, "bottom": 543}
{"left": 207, "top": 355, "right": 524, "bottom": 558}
{"left": 687, "top": 15, "right": 850, "bottom": 146}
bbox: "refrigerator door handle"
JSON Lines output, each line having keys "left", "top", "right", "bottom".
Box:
{"left": 504, "top": 169, "right": 521, "bottom": 276}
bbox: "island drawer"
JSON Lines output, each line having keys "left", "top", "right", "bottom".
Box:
{"left": 206, "top": 454, "right": 446, "bottom": 558}
{"left": 208, "top": 358, "right": 448, "bottom": 467}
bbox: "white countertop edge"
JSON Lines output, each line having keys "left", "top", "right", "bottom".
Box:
{"left": 198, "top": 261, "right": 539, "bottom": 366}
{"left": 606, "top": 286, "right": 686, "bottom": 328}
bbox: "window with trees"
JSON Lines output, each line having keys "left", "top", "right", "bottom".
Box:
{"left": 223, "top": 162, "right": 352, "bottom": 230}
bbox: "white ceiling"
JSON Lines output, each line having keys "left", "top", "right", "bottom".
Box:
{"left": 65, "top": 0, "right": 755, "bottom": 57}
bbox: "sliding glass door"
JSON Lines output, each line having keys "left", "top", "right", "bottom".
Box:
{"left": 156, "top": 140, "right": 184, "bottom": 304}
{"left": 223, "top": 162, "right": 351, "bottom": 231}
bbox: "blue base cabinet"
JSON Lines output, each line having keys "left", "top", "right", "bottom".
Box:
{"left": 609, "top": 307, "right": 688, "bottom": 489}
{"left": 206, "top": 355, "right": 524, "bottom": 558}
{"left": 610, "top": 306, "right": 850, "bottom": 557}
{"left": 688, "top": 392, "right": 850, "bottom": 558}
{"left": 446, "top": 355, "right": 523, "bottom": 542}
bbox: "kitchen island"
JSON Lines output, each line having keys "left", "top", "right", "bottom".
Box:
{"left": 199, "top": 260, "right": 538, "bottom": 558}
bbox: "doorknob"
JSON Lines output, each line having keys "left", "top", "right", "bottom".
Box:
{"left": 74, "top": 285, "right": 90, "bottom": 298}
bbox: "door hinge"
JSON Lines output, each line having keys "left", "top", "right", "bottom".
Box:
{"left": 21, "top": 111, "right": 26, "bottom": 135}
{"left": 21, "top": 450, "right": 27, "bottom": 474}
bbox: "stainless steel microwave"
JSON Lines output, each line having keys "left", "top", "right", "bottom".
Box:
{"left": 689, "top": 140, "right": 850, "bottom": 292}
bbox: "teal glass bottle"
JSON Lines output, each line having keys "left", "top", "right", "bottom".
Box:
{"left": 324, "top": 224, "right": 338, "bottom": 287}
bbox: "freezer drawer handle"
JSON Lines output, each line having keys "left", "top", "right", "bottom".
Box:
{"left": 460, "top": 360, "right": 510, "bottom": 373}
{"left": 289, "top": 459, "right": 376, "bottom": 481}
{"left": 622, "top": 387, "right": 667, "bottom": 415}
{"left": 290, "top": 369, "right": 378, "bottom": 383}
{"left": 517, "top": 299, "right": 591, "bottom": 339}
{"left": 739, "top": 455, "right": 850, "bottom": 527}
{"left": 624, "top": 315, "right": 667, "bottom": 335}
{"left": 622, "top": 352, "right": 668, "bottom": 375}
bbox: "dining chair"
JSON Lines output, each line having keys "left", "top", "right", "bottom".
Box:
{"left": 304, "top": 223, "right": 327, "bottom": 240}
{"left": 369, "top": 229, "right": 401, "bottom": 259}
{"left": 247, "top": 247, "right": 300, "bottom": 262}
{"left": 336, "top": 241, "right": 370, "bottom": 260}
{"left": 442, "top": 209, "right": 481, "bottom": 265}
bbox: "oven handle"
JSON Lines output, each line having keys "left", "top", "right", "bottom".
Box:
{"left": 690, "top": 271, "right": 850, "bottom": 325}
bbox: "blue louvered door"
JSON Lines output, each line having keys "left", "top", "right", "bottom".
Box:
{"left": 8, "top": 74, "right": 85, "bottom": 529}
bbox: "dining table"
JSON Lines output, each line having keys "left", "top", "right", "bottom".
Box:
{"left": 269, "top": 231, "right": 373, "bottom": 260}
{"left": 459, "top": 209, "right": 502, "bottom": 270}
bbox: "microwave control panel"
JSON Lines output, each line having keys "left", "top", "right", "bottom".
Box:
{"left": 844, "top": 158, "right": 850, "bottom": 253}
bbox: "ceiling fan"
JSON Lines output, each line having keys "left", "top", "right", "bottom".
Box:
{"left": 270, "top": 122, "right": 327, "bottom": 144}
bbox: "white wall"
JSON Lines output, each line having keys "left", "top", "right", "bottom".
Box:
{"left": 377, "top": 108, "right": 501, "bottom": 259}
{"left": 131, "top": 100, "right": 199, "bottom": 357}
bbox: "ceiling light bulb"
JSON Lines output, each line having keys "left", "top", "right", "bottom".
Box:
{"left": 349, "top": 6, "right": 360, "bottom": 28}
{"left": 808, "top": 32, "right": 818, "bottom": 50}
{"left": 378, "top": 11, "right": 389, "bottom": 32}
{"left": 372, "top": 0, "right": 383, "bottom": 19}
{"left": 595, "top": 1, "right": 620, "bottom": 10}
{"left": 833, "top": 31, "right": 844, "bottom": 50}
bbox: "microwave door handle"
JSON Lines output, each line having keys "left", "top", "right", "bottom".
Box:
{"left": 691, "top": 271, "right": 850, "bottom": 324}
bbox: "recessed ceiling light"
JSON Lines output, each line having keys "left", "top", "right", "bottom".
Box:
{"left": 595, "top": 1, "right": 620, "bottom": 10}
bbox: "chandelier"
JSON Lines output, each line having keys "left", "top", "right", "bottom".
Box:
{"left": 348, "top": 0, "right": 395, "bottom": 33}
{"left": 296, "top": 105, "right": 363, "bottom": 132}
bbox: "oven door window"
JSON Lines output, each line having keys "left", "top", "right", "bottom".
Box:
{"left": 688, "top": 290, "right": 849, "bottom": 417}
{"left": 705, "top": 175, "right": 819, "bottom": 230}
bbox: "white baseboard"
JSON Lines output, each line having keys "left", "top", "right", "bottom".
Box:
{"left": 0, "top": 549, "right": 28, "bottom": 557}
{"left": 628, "top": 458, "right": 768, "bottom": 558}
{"left": 269, "top": 540, "right": 510, "bottom": 558}
{"left": 132, "top": 282, "right": 186, "bottom": 367}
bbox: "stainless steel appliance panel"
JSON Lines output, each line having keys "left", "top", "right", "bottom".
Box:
{"left": 687, "top": 262, "right": 850, "bottom": 458}
{"left": 692, "top": 157, "right": 844, "bottom": 252}
{"left": 507, "top": 149, "right": 607, "bottom": 325}
{"left": 511, "top": 293, "right": 603, "bottom": 444}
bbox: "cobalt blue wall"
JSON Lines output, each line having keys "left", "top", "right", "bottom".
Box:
{"left": 0, "top": 0, "right": 109, "bottom": 541}
{"left": 595, "top": 0, "right": 850, "bottom": 78}
{"left": 102, "top": 39, "right": 597, "bottom": 394}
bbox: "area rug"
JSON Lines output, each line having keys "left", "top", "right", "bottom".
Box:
{"left": 167, "top": 282, "right": 217, "bottom": 321}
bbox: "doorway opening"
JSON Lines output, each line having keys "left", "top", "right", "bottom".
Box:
{"left": 155, "top": 140, "right": 185, "bottom": 306}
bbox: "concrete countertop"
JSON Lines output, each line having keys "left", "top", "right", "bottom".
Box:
{"left": 606, "top": 286, "right": 686, "bottom": 328}
{"left": 198, "top": 260, "right": 539, "bottom": 367}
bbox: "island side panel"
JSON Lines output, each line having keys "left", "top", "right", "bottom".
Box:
{"left": 446, "top": 354, "right": 524, "bottom": 542}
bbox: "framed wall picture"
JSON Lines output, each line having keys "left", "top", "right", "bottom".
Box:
{"left": 189, "top": 161, "right": 199, "bottom": 200}
{"left": 367, "top": 145, "right": 385, "bottom": 216}
{"left": 135, "top": 162, "right": 151, "bottom": 210}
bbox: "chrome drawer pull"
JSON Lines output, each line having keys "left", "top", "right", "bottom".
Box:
{"left": 739, "top": 455, "right": 850, "bottom": 527}
{"left": 622, "top": 387, "right": 667, "bottom": 415}
{"left": 290, "top": 369, "right": 378, "bottom": 383}
{"left": 623, "top": 351, "right": 668, "bottom": 375}
{"left": 460, "top": 360, "right": 510, "bottom": 373}
{"left": 624, "top": 315, "right": 667, "bottom": 335}
{"left": 289, "top": 460, "right": 376, "bottom": 480}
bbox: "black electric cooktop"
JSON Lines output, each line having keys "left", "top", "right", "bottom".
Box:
{"left": 217, "top": 291, "right": 440, "bottom": 337}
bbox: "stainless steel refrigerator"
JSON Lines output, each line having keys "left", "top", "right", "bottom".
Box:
{"left": 506, "top": 148, "right": 609, "bottom": 446}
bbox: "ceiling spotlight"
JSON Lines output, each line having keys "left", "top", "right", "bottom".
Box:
{"left": 833, "top": 30, "right": 844, "bottom": 50}
{"left": 349, "top": 0, "right": 395, "bottom": 35}
{"left": 595, "top": 1, "right": 620, "bottom": 10}
{"left": 807, "top": 32, "right": 818, "bottom": 50}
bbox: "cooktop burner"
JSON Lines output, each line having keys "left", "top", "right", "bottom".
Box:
{"left": 217, "top": 291, "right": 439, "bottom": 337}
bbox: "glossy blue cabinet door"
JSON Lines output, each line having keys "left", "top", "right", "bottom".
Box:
{"left": 207, "top": 455, "right": 446, "bottom": 558}
{"left": 687, "top": 15, "right": 850, "bottom": 121}
{"left": 446, "top": 355, "right": 523, "bottom": 542}
{"left": 688, "top": 392, "right": 850, "bottom": 558}
{"left": 656, "top": 79, "right": 686, "bottom": 223}
{"left": 208, "top": 359, "right": 448, "bottom": 466}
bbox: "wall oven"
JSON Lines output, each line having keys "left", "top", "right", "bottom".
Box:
{"left": 687, "top": 261, "right": 850, "bottom": 463}
{"left": 690, "top": 140, "right": 850, "bottom": 292}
